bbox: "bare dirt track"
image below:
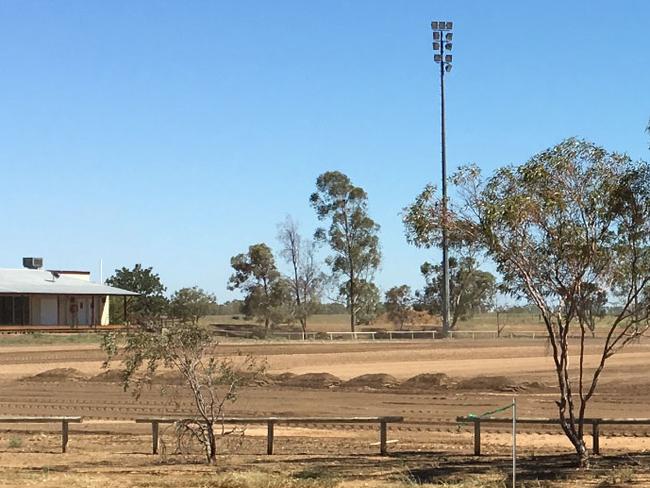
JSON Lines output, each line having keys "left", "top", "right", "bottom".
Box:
{"left": 2, "top": 337, "right": 650, "bottom": 486}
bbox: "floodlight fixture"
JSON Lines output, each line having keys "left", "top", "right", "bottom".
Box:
{"left": 433, "top": 31, "right": 441, "bottom": 40}
{"left": 445, "top": 64, "right": 452, "bottom": 72}
{"left": 432, "top": 20, "right": 452, "bottom": 31}
{"left": 434, "top": 54, "right": 442, "bottom": 62}
{"left": 433, "top": 42, "right": 440, "bottom": 50}
{"left": 445, "top": 32, "right": 453, "bottom": 41}
{"left": 445, "top": 43, "right": 452, "bottom": 50}
{"left": 445, "top": 54, "right": 452, "bottom": 62}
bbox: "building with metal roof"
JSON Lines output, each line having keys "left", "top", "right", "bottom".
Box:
{"left": 0, "top": 259, "right": 137, "bottom": 327}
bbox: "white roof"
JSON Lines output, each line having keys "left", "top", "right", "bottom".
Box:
{"left": 0, "top": 269, "right": 138, "bottom": 296}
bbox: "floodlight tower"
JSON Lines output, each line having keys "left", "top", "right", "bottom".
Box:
{"left": 431, "top": 20, "right": 453, "bottom": 336}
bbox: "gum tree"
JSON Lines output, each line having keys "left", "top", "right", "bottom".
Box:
{"left": 417, "top": 257, "right": 496, "bottom": 330}
{"left": 405, "top": 138, "right": 650, "bottom": 467}
{"left": 310, "top": 171, "right": 381, "bottom": 332}
{"left": 169, "top": 287, "right": 217, "bottom": 325}
{"left": 228, "top": 243, "right": 287, "bottom": 331}
{"left": 277, "top": 216, "right": 324, "bottom": 336}
{"left": 385, "top": 285, "right": 414, "bottom": 330}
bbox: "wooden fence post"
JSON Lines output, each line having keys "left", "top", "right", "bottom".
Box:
{"left": 267, "top": 420, "right": 275, "bottom": 455}
{"left": 592, "top": 421, "right": 600, "bottom": 455}
{"left": 473, "top": 419, "right": 481, "bottom": 456}
{"left": 61, "top": 420, "right": 69, "bottom": 453}
{"left": 380, "top": 421, "right": 387, "bottom": 456}
{"left": 152, "top": 421, "right": 159, "bottom": 454}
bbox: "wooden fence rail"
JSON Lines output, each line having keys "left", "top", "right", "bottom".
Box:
{"left": 456, "top": 416, "right": 650, "bottom": 456}
{"left": 0, "top": 416, "right": 82, "bottom": 452}
{"left": 136, "top": 416, "right": 403, "bottom": 456}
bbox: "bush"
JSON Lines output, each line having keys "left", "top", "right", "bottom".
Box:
{"left": 8, "top": 436, "right": 22, "bottom": 449}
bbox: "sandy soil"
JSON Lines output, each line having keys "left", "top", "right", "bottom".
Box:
{"left": 2, "top": 338, "right": 650, "bottom": 486}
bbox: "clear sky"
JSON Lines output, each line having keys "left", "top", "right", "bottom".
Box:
{"left": 1, "top": 1, "right": 648, "bottom": 300}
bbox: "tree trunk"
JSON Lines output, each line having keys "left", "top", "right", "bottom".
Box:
{"left": 207, "top": 424, "right": 217, "bottom": 465}
{"left": 349, "top": 272, "right": 356, "bottom": 333}
{"left": 577, "top": 439, "right": 589, "bottom": 468}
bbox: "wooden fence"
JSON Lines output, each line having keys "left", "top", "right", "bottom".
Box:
{"left": 456, "top": 416, "right": 650, "bottom": 456}
{"left": 136, "top": 416, "right": 404, "bottom": 456}
{"left": 0, "top": 416, "right": 82, "bottom": 452}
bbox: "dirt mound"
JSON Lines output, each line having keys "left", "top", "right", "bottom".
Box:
{"left": 281, "top": 373, "right": 341, "bottom": 389}
{"left": 517, "top": 381, "right": 553, "bottom": 392}
{"left": 400, "top": 373, "right": 451, "bottom": 390}
{"left": 89, "top": 369, "right": 126, "bottom": 383}
{"left": 22, "top": 368, "right": 88, "bottom": 383}
{"left": 341, "top": 373, "right": 400, "bottom": 390}
{"left": 456, "top": 375, "right": 515, "bottom": 391}
{"left": 268, "top": 372, "right": 297, "bottom": 384}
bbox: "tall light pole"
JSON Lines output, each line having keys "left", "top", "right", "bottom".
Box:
{"left": 431, "top": 20, "right": 453, "bottom": 336}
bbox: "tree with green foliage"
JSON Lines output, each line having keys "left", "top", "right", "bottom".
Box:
{"left": 169, "top": 287, "right": 217, "bottom": 325}
{"left": 228, "top": 243, "right": 288, "bottom": 330}
{"left": 101, "top": 321, "right": 264, "bottom": 464}
{"left": 277, "top": 216, "right": 324, "bottom": 336}
{"left": 405, "top": 137, "right": 650, "bottom": 467}
{"left": 354, "top": 280, "right": 382, "bottom": 325}
{"left": 416, "top": 257, "right": 496, "bottom": 330}
{"left": 385, "top": 285, "right": 414, "bottom": 330}
{"left": 310, "top": 171, "right": 381, "bottom": 332}
{"left": 105, "top": 264, "right": 167, "bottom": 325}
{"left": 213, "top": 300, "right": 244, "bottom": 316}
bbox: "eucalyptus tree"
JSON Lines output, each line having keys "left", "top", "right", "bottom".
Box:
{"left": 310, "top": 171, "right": 381, "bottom": 332}
{"left": 404, "top": 138, "right": 650, "bottom": 467}
{"left": 169, "top": 287, "right": 217, "bottom": 325}
{"left": 228, "top": 243, "right": 287, "bottom": 330}
{"left": 417, "top": 257, "right": 496, "bottom": 330}
{"left": 385, "top": 285, "right": 414, "bottom": 330}
{"left": 277, "top": 216, "right": 324, "bottom": 336}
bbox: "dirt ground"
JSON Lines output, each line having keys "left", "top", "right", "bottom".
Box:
{"left": 2, "top": 337, "right": 650, "bottom": 486}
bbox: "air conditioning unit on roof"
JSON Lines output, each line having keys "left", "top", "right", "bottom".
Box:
{"left": 23, "top": 257, "right": 44, "bottom": 269}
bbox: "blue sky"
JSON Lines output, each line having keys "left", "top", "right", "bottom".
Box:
{"left": 1, "top": 1, "right": 648, "bottom": 301}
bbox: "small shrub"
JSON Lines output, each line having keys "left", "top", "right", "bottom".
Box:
{"left": 8, "top": 436, "right": 22, "bottom": 449}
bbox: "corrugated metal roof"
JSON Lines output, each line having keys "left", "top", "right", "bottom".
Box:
{"left": 0, "top": 269, "right": 138, "bottom": 296}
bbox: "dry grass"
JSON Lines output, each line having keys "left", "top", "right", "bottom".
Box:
{"left": 203, "top": 312, "right": 620, "bottom": 334}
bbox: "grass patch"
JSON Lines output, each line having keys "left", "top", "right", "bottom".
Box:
{"left": 0, "top": 332, "right": 103, "bottom": 347}
{"left": 7, "top": 436, "right": 22, "bottom": 449}
{"left": 597, "top": 466, "right": 635, "bottom": 487}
